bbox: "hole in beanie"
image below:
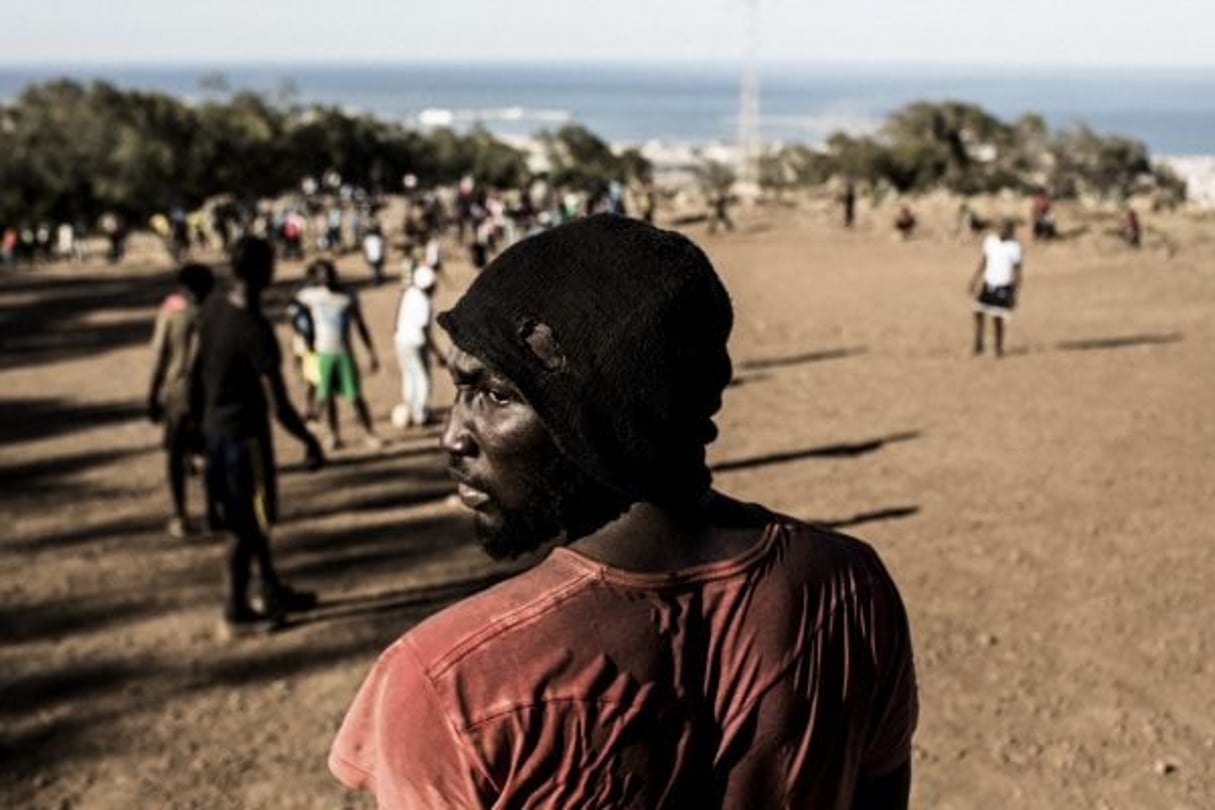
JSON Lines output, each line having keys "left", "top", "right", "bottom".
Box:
{"left": 518, "top": 319, "right": 568, "bottom": 372}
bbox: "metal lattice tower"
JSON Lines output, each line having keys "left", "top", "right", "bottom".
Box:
{"left": 736, "top": 0, "right": 761, "bottom": 184}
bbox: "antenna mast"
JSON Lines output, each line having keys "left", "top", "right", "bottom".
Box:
{"left": 737, "top": 0, "right": 761, "bottom": 185}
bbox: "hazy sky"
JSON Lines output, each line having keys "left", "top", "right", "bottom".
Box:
{"left": 3, "top": 0, "right": 1212, "bottom": 67}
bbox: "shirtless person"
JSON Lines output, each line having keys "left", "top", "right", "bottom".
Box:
{"left": 196, "top": 237, "right": 324, "bottom": 635}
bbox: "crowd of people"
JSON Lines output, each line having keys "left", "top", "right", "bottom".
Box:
{"left": 141, "top": 171, "right": 623, "bottom": 623}
{"left": 133, "top": 166, "right": 1073, "bottom": 653}
{"left": 84, "top": 172, "right": 1167, "bottom": 563}
{"left": 4, "top": 169, "right": 1151, "bottom": 276}
{"left": 1, "top": 161, "right": 670, "bottom": 272}
{"left": 138, "top": 169, "right": 1163, "bottom": 567}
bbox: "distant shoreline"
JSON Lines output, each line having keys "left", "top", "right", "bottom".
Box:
{"left": 2, "top": 62, "right": 1213, "bottom": 155}
{"left": 3, "top": 65, "right": 1213, "bottom": 207}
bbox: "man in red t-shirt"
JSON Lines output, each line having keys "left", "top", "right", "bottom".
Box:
{"left": 330, "top": 215, "right": 918, "bottom": 808}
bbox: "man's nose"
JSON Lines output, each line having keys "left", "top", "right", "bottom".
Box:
{"left": 441, "top": 400, "right": 475, "bottom": 457}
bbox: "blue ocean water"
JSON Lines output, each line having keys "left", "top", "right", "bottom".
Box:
{"left": 1, "top": 62, "right": 1212, "bottom": 155}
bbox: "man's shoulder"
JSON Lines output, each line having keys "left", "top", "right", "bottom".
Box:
{"left": 298, "top": 285, "right": 336, "bottom": 305}
{"left": 768, "top": 514, "right": 896, "bottom": 594}
{"left": 777, "top": 514, "right": 864, "bottom": 546}
{"left": 402, "top": 555, "right": 598, "bottom": 679}
{"left": 202, "top": 297, "right": 274, "bottom": 347}
{"left": 395, "top": 518, "right": 898, "bottom": 676}
{"left": 199, "top": 295, "right": 231, "bottom": 329}
{"left": 202, "top": 294, "right": 243, "bottom": 319}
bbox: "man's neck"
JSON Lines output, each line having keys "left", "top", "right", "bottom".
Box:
{"left": 565, "top": 492, "right": 766, "bottom": 573}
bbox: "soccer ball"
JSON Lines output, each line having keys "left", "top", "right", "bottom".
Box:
{"left": 390, "top": 403, "right": 410, "bottom": 429}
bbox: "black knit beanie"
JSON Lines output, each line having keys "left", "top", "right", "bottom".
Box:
{"left": 438, "top": 214, "right": 733, "bottom": 507}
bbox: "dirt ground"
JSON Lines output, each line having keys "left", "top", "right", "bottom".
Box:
{"left": 2, "top": 200, "right": 1213, "bottom": 809}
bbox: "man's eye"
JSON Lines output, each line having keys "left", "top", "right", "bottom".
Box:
{"left": 486, "top": 388, "right": 513, "bottom": 406}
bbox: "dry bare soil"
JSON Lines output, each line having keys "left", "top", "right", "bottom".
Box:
{"left": 2, "top": 203, "right": 1212, "bottom": 808}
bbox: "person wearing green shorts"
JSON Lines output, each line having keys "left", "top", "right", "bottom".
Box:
{"left": 294, "top": 260, "right": 383, "bottom": 450}
{"left": 317, "top": 351, "right": 362, "bottom": 401}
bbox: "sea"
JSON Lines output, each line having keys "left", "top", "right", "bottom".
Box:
{"left": 2, "top": 61, "right": 1213, "bottom": 157}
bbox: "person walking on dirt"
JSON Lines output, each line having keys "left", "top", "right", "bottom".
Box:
{"left": 707, "top": 189, "right": 735, "bottom": 234}
{"left": 147, "top": 262, "right": 215, "bottom": 538}
{"left": 294, "top": 259, "right": 383, "bottom": 450}
{"left": 1031, "top": 190, "right": 1056, "bottom": 240}
{"left": 842, "top": 177, "right": 857, "bottom": 228}
{"left": 362, "top": 222, "right": 386, "bottom": 285}
{"left": 330, "top": 215, "right": 918, "bottom": 808}
{"left": 969, "top": 220, "right": 1024, "bottom": 357}
{"left": 392, "top": 264, "right": 443, "bottom": 428}
{"left": 195, "top": 236, "right": 324, "bottom": 636}
{"left": 99, "top": 212, "right": 127, "bottom": 263}
{"left": 895, "top": 205, "right": 917, "bottom": 240}
{"left": 1122, "top": 208, "right": 1142, "bottom": 249}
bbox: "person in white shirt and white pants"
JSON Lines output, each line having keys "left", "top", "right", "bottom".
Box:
{"left": 393, "top": 265, "right": 442, "bottom": 427}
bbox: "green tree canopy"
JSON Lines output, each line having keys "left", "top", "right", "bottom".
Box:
{"left": 758, "top": 100, "right": 1183, "bottom": 202}
{"left": 0, "top": 80, "right": 536, "bottom": 225}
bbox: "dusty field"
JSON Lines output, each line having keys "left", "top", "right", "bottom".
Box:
{"left": 2, "top": 203, "right": 1213, "bottom": 808}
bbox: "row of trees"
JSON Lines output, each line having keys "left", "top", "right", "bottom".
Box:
{"left": 758, "top": 101, "right": 1186, "bottom": 203}
{"left": 0, "top": 81, "right": 1185, "bottom": 225}
{"left": 0, "top": 80, "right": 650, "bottom": 225}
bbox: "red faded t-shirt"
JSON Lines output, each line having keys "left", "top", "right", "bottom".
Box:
{"left": 330, "top": 517, "right": 917, "bottom": 809}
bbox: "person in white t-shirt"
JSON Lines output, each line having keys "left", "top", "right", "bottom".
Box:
{"left": 393, "top": 265, "right": 443, "bottom": 427}
{"left": 968, "top": 220, "right": 1024, "bottom": 357}
{"left": 295, "top": 260, "right": 383, "bottom": 450}
{"left": 363, "top": 224, "right": 386, "bottom": 285}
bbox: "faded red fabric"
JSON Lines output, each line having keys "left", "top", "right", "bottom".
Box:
{"left": 330, "top": 517, "right": 917, "bottom": 809}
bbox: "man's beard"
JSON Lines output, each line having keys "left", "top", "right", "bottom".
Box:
{"left": 472, "top": 452, "right": 627, "bottom": 561}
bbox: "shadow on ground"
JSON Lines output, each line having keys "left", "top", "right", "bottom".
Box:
{"left": 712, "top": 431, "right": 920, "bottom": 474}
{"left": 0, "top": 445, "right": 156, "bottom": 502}
{"left": 0, "top": 261, "right": 311, "bottom": 372}
{"left": 283, "top": 512, "right": 470, "bottom": 580}
{"left": 6, "top": 512, "right": 166, "bottom": 554}
{"left": 1003, "top": 331, "right": 1186, "bottom": 358}
{"left": 0, "top": 659, "right": 141, "bottom": 718}
{"left": 288, "top": 569, "right": 516, "bottom": 631}
{"left": 736, "top": 346, "right": 868, "bottom": 373}
{"left": 815, "top": 505, "right": 921, "bottom": 531}
{"left": 1055, "top": 332, "right": 1183, "bottom": 352}
{"left": 0, "top": 270, "right": 175, "bottom": 371}
{"left": 0, "top": 397, "right": 145, "bottom": 446}
{"left": 0, "top": 593, "right": 167, "bottom": 644}
{"left": 0, "top": 705, "right": 123, "bottom": 786}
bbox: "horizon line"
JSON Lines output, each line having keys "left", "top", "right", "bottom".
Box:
{"left": 1, "top": 57, "right": 1214, "bottom": 73}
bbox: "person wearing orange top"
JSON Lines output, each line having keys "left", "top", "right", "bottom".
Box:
{"left": 330, "top": 216, "right": 918, "bottom": 809}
